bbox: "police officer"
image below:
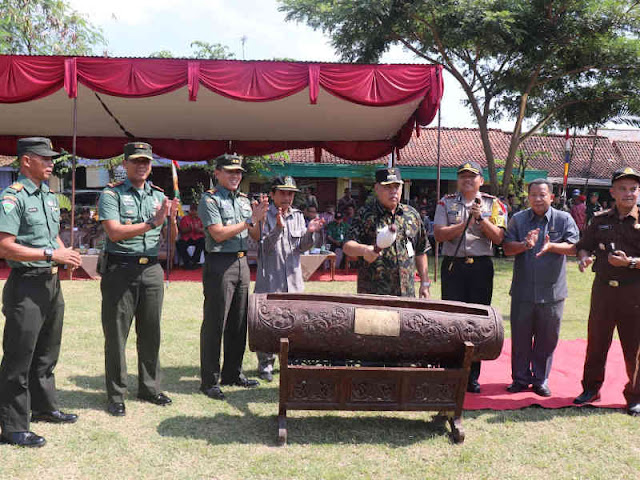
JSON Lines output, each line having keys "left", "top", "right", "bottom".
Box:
{"left": 574, "top": 167, "right": 640, "bottom": 416}
{"left": 98, "top": 142, "right": 179, "bottom": 417}
{"left": 0, "top": 138, "right": 82, "bottom": 447}
{"left": 343, "top": 167, "right": 431, "bottom": 298}
{"left": 198, "top": 154, "right": 268, "bottom": 400}
{"left": 434, "top": 161, "right": 507, "bottom": 393}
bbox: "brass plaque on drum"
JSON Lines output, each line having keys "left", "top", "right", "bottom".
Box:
{"left": 354, "top": 309, "right": 400, "bottom": 337}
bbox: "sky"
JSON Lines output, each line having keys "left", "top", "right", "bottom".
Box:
{"left": 65, "top": 0, "right": 631, "bottom": 134}
{"left": 66, "top": 0, "right": 493, "bottom": 130}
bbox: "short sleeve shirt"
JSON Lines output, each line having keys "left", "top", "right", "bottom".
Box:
{"left": 345, "top": 200, "right": 429, "bottom": 297}
{"left": 0, "top": 174, "right": 60, "bottom": 268}
{"left": 198, "top": 186, "right": 252, "bottom": 253}
{"left": 98, "top": 179, "right": 166, "bottom": 256}
{"left": 504, "top": 207, "right": 579, "bottom": 303}
{"left": 434, "top": 193, "right": 508, "bottom": 257}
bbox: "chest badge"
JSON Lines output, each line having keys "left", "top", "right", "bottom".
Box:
{"left": 634, "top": 223, "right": 640, "bottom": 230}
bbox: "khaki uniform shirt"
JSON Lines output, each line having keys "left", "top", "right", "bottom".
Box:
{"left": 198, "top": 186, "right": 252, "bottom": 253}
{"left": 576, "top": 206, "right": 640, "bottom": 284}
{"left": 98, "top": 179, "right": 166, "bottom": 256}
{"left": 346, "top": 199, "right": 429, "bottom": 297}
{"left": 434, "top": 192, "right": 507, "bottom": 257}
{"left": 0, "top": 175, "right": 60, "bottom": 268}
{"left": 254, "top": 204, "right": 316, "bottom": 294}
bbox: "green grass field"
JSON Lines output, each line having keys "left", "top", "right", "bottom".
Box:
{"left": 0, "top": 258, "right": 638, "bottom": 480}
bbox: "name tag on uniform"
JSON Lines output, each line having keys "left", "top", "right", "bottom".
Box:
{"left": 598, "top": 225, "right": 612, "bottom": 230}
{"left": 27, "top": 207, "right": 37, "bottom": 213}
{"left": 122, "top": 196, "right": 135, "bottom": 205}
{"left": 406, "top": 240, "right": 415, "bottom": 258}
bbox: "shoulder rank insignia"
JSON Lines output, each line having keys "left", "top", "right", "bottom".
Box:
{"left": 107, "top": 181, "right": 124, "bottom": 188}
{"left": 238, "top": 192, "right": 248, "bottom": 198}
{"left": 594, "top": 209, "right": 608, "bottom": 217}
{"left": 8, "top": 182, "right": 23, "bottom": 192}
{"left": 150, "top": 183, "right": 164, "bottom": 192}
{"left": 206, "top": 188, "right": 217, "bottom": 194}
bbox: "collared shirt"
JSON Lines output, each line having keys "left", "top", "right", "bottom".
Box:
{"left": 98, "top": 178, "right": 166, "bottom": 256}
{"left": 198, "top": 185, "right": 252, "bottom": 253}
{"left": 505, "top": 207, "right": 579, "bottom": 303}
{"left": 576, "top": 206, "right": 640, "bottom": 283}
{"left": 254, "top": 204, "right": 316, "bottom": 294}
{"left": 179, "top": 214, "right": 204, "bottom": 242}
{"left": 345, "top": 199, "right": 429, "bottom": 297}
{"left": 434, "top": 192, "right": 508, "bottom": 257}
{"left": 326, "top": 220, "right": 350, "bottom": 243}
{"left": 0, "top": 174, "right": 60, "bottom": 268}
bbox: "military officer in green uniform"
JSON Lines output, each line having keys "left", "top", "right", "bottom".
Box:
{"left": 343, "top": 167, "right": 431, "bottom": 298}
{"left": 0, "top": 138, "right": 82, "bottom": 448}
{"left": 98, "top": 142, "right": 179, "bottom": 417}
{"left": 198, "top": 154, "right": 269, "bottom": 400}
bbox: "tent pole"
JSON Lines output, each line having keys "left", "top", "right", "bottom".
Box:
{"left": 70, "top": 97, "right": 78, "bottom": 280}
{"left": 584, "top": 127, "right": 598, "bottom": 193}
{"left": 434, "top": 107, "right": 442, "bottom": 284}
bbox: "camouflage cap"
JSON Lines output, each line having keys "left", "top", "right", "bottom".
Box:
{"left": 612, "top": 166, "right": 640, "bottom": 183}
{"left": 17, "top": 137, "right": 62, "bottom": 159}
{"left": 215, "top": 153, "right": 245, "bottom": 171}
{"left": 457, "top": 161, "right": 483, "bottom": 176}
{"left": 124, "top": 142, "right": 153, "bottom": 161}
{"left": 375, "top": 167, "right": 404, "bottom": 185}
{"left": 271, "top": 175, "right": 300, "bottom": 192}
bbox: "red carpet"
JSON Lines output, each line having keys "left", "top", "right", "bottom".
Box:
{"left": 464, "top": 339, "right": 627, "bottom": 410}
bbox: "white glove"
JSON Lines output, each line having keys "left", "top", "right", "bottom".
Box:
{"left": 376, "top": 224, "right": 397, "bottom": 249}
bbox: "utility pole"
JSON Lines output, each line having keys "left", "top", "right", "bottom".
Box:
{"left": 241, "top": 35, "right": 247, "bottom": 60}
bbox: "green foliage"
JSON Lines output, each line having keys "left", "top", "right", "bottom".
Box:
{"left": 189, "top": 40, "right": 235, "bottom": 60}
{"left": 279, "top": 0, "right": 640, "bottom": 195}
{"left": 148, "top": 50, "right": 174, "bottom": 58}
{"left": 0, "top": 0, "right": 104, "bottom": 55}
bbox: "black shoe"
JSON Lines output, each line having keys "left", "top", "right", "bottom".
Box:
{"left": 627, "top": 403, "right": 640, "bottom": 416}
{"left": 466, "top": 382, "right": 481, "bottom": 394}
{"left": 107, "top": 402, "right": 126, "bottom": 417}
{"left": 137, "top": 392, "right": 172, "bottom": 406}
{"left": 200, "top": 385, "right": 225, "bottom": 400}
{"left": 259, "top": 371, "right": 274, "bottom": 382}
{"left": 532, "top": 384, "right": 552, "bottom": 397}
{"left": 0, "top": 431, "right": 46, "bottom": 448}
{"left": 506, "top": 382, "right": 529, "bottom": 393}
{"left": 221, "top": 375, "right": 259, "bottom": 388}
{"left": 573, "top": 390, "right": 601, "bottom": 405}
{"left": 31, "top": 410, "right": 78, "bottom": 424}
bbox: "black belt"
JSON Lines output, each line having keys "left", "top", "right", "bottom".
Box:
{"left": 443, "top": 255, "right": 491, "bottom": 265}
{"left": 596, "top": 276, "right": 640, "bottom": 288}
{"left": 12, "top": 265, "right": 59, "bottom": 276}
{"left": 206, "top": 251, "right": 247, "bottom": 258}
{"left": 107, "top": 254, "right": 158, "bottom": 266}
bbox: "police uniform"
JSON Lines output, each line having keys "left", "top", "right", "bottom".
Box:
{"left": 98, "top": 142, "right": 171, "bottom": 413}
{"left": 573, "top": 167, "right": 640, "bottom": 415}
{"left": 346, "top": 168, "right": 430, "bottom": 297}
{"left": 0, "top": 138, "right": 76, "bottom": 447}
{"left": 434, "top": 162, "right": 507, "bottom": 390}
{"left": 198, "top": 154, "right": 257, "bottom": 397}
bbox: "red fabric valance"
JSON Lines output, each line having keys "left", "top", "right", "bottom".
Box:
{"left": 0, "top": 55, "right": 443, "bottom": 161}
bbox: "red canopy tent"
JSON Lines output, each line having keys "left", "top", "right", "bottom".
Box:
{"left": 0, "top": 55, "right": 443, "bottom": 161}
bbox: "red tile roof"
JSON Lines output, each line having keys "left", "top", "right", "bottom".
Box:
{"left": 0, "top": 155, "right": 15, "bottom": 167}
{"left": 282, "top": 127, "right": 637, "bottom": 179}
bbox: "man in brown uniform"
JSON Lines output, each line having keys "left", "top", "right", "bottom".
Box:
{"left": 574, "top": 167, "right": 640, "bottom": 416}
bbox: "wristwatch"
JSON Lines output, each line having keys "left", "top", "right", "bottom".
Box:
{"left": 145, "top": 218, "right": 157, "bottom": 229}
{"left": 245, "top": 219, "right": 255, "bottom": 228}
{"left": 629, "top": 258, "right": 637, "bottom": 269}
{"left": 421, "top": 280, "right": 432, "bottom": 288}
{"left": 44, "top": 247, "right": 53, "bottom": 262}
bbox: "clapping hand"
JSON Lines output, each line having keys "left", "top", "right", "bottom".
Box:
{"left": 307, "top": 217, "right": 325, "bottom": 233}
{"left": 524, "top": 228, "right": 540, "bottom": 250}
{"left": 536, "top": 234, "right": 553, "bottom": 257}
{"left": 578, "top": 255, "right": 593, "bottom": 272}
{"left": 608, "top": 249, "right": 630, "bottom": 268}
{"left": 470, "top": 198, "right": 483, "bottom": 220}
{"left": 251, "top": 194, "right": 269, "bottom": 224}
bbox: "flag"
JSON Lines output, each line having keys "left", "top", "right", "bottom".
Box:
{"left": 562, "top": 128, "right": 571, "bottom": 194}
{"left": 171, "top": 160, "right": 185, "bottom": 217}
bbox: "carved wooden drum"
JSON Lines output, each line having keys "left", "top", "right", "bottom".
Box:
{"left": 248, "top": 293, "right": 503, "bottom": 362}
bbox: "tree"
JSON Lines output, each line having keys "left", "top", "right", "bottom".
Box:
{"left": 279, "top": 0, "right": 640, "bottom": 195}
{"left": 189, "top": 41, "right": 235, "bottom": 60}
{"left": 0, "top": 0, "right": 104, "bottom": 55}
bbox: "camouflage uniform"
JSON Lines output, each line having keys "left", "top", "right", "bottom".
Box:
{"left": 346, "top": 199, "right": 429, "bottom": 297}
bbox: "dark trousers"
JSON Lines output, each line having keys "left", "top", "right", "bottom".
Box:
{"left": 201, "top": 254, "right": 250, "bottom": 387}
{"left": 177, "top": 237, "right": 204, "bottom": 266}
{"left": 0, "top": 270, "right": 64, "bottom": 433}
{"left": 441, "top": 256, "right": 494, "bottom": 385}
{"left": 101, "top": 263, "right": 164, "bottom": 403}
{"left": 582, "top": 280, "right": 640, "bottom": 405}
{"left": 510, "top": 300, "right": 564, "bottom": 387}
